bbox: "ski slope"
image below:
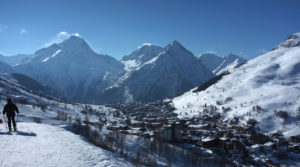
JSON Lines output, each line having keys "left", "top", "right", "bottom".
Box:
{"left": 0, "top": 122, "right": 131, "bottom": 167}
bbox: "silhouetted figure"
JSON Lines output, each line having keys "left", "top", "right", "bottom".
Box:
{"left": 3, "top": 98, "right": 19, "bottom": 131}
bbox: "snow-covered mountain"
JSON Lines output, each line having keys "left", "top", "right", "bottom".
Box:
{"left": 6, "top": 36, "right": 244, "bottom": 104}
{"left": 99, "top": 40, "right": 215, "bottom": 104}
{"left": 14, "top": 35, "right": 125, "bottom": 103}
{"left": 0, "top": 61, "right": 55, "bottom": 96}
{"left": 197, "top": 52, "right": 223, "bottom": 71}
{"left": 122, "top": 43, "right": 163, "bottom": 71}
{"left": 0, "top": 54, "right": 32, "bottom": 66}
{"left": 213, "top": 53, "right": 247, "bottom": 75}
{"left": 197, "top": 52, "right": 247, "bottom": 75}
{"left": 172, "top": 32, "right": 300, "bottom": 137}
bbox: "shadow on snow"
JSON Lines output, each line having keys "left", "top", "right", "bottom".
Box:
{"left": 0, "top": 131, "right": 37, "bottom": 136}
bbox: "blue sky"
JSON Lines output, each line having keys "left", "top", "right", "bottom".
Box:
{"left": 0, "top": 0, "right": 300, "bottom": 59}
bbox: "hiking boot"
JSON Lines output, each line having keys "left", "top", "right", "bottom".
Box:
{"left": 13, "top": 125, "right": 17, "bottom": 132}
{"left": 8, "top": 126, "right": 12, "bottom": 132}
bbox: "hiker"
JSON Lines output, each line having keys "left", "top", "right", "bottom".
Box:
{"left": 2, "top": 98, "right": 19, "bottom": 131}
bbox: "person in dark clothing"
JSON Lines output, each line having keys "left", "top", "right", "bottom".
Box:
{"left": 2, "top": 98, "right": 19, "bottom": 131}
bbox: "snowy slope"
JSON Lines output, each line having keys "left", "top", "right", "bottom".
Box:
{"left": 172, "top": 32, "right": 300, "bottom": 137}
{"left": 0, "top": 123, "right": 131, "bottom": 167}
{"left": 99, "top": 40, "right": 215, "bottom": 104}
{"left": 0, "top": 75, "right": 131, "bottom": 167}
{"left": 14, "top": 35, "right": 125, "bottom": 103}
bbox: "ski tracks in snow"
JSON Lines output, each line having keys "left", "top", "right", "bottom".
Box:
{"left": 0, "top": 122, "right": 131, "bottom": 167}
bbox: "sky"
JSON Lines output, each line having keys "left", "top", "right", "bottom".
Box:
{"left": 0, "top": 0, "right": 300, "bottom": 60}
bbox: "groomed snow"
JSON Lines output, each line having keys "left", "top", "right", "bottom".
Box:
{"left": 0, "top": 122, "right": 131, "bottom": 167}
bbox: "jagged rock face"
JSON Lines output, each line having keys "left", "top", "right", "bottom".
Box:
{"left": 276, "top": 32, "right": 300, "bottom": 49}
{"left": 197, "top": 52, "right": 247, "bottom": 75}
{"left": 99, "top": 40, "right": 215, "bottom": 104}
{"left": 122, "top": 44, "right": 163, "bottom": 71}
{"left": 213, "top": 53, "right": 247, "bottom": 75}
{"left": 14, "top": 36, "right": 125, "bottom": 103}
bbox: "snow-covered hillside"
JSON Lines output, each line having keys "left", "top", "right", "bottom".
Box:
{"left": 0, "top": 75, "right": 131, "bottom": 167}
{"left": 14, "top": 35, "right": 125, "bottom": 103}
{"left": 99, "top": 40, "right": 214, "bottom": 104}
{"left": 173, "top": 32, "right": 300, "bottom": 137}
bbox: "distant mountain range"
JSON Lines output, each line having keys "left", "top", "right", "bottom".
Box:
{"left": 99, "top": 40, "right": 214, "bottom": 103}
{"left": 0, "top": 36, "right": 247, "bottom": 104}
{"left": 0, "top": 54, "right": 32, "bottom": 66}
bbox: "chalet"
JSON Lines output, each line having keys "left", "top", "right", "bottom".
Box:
{"left": 125, "top": 129, "right": 141, "bottom": 136}
{"left": 250, "top": 133, "right": 269, "bottom": 144}
{"left": 290, "top": 135, "right": 300, "bottom": 143}
{"left": 263, "top": 142, "right": 275, "bottom": 152}
{"left": 130, "top": 120, "right": 144, "bottom": 127}
{"left": 229, "top": 117, "right": 239, "bottom": 125}
{"left": 231, "top": 139, "right": 248, "bottom": 157}
{"left": 277, "top": 138, "right": 289, "bottom": 150}
{"left": 142, "top": 131, "right": 154, "bottom": 138}
{"left": 202, "top": 137, "right": 218, "bottom": 148}
{"left": 288, "top": 144, "right": 300, "bottom": 153}
{"left": 232, "top": 125, "right": 246, "bottom": 133}
{"left": 249, "top": 144, "right": 261, "bottom": 154}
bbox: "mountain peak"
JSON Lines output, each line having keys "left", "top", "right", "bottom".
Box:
{"left": 276, "top": 32, "right": 300, "bottom": 49}
{"left": 60, "top": 35, "right": 91, "bottom": 51}
{"left": 63, "top": 35, "right": 86, "bottom": 44}
{"left": 169, "top": 40, "right": 183, "bottom": 48}
{"left": 165, "top": 40, "right": 187, "bottom": 52}
{"left": 225, "top": 53, "right": 239, "bottom": 58}
{"left": 198, "top": 52, "right": 219, "bottom": 59}
{"left": 223, "top": 53, "right": 247, "bottom": 62}
{"left": 138, "top": 43, "right": 153, "bottom": 49}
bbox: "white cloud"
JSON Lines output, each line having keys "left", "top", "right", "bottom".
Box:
{"left": 44, "top": 31, "right": 80, "bottom": 47}
{"left": 72, "top": 33, "right": 80, "bottom": 37}
{"left": 20, "top": 28, "right": 28, "bottom": 34}
{"left": 0, "top": 24, "right": 8, "bottom": 32}
{"left": 57, "top": 31, "right": 69, "bottom": 37}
